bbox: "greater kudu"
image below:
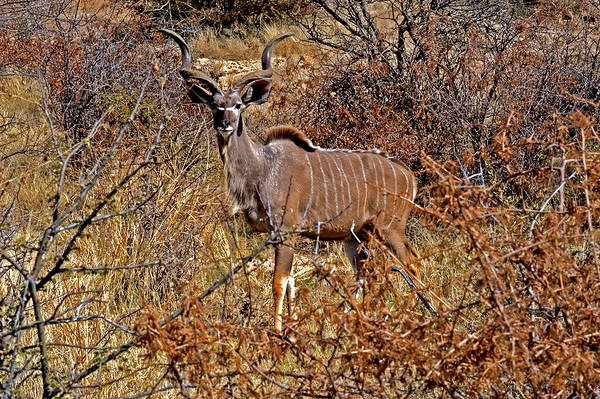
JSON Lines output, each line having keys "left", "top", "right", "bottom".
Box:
{"left": 159, "top": 29, "right": 424, "bottom": 332}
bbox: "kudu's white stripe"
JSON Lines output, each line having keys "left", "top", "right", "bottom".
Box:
{"left": 349, "top": 154, "right": 361, "bottom": 220}
{"left": 377, "top": 157, "right": 387, "bottom": 211}
{"left": 332, "top": 153, "right": 350, "bottom": 211}
{"left": 356, "top": 154, "right": 368, "bottom": 217}
{"left": 372, "top": 155, "right": 380, "bottom": 211}
{"left": 385, "top": 164, "right": 399, "bottom": 229}
{"left": 338, "top": 153, "right": 352, "bottom": 211}
{"left": 302, "top": 153, "right": 314, "bottom": 224}
{"left": 331, "top": 154, "right": 344, "bottom": 208}
{"left": 315, "top": 153, "right": 329, "bottom": 217}
{"left": 325, "top": 155, "right": 339, "bottom": 214}
{"left": 398, "top": 165, "right": 410, "bottom": 198}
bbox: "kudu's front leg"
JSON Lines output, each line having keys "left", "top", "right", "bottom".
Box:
{"left": 273, "top": 244, "right": 294, "bottom": 333}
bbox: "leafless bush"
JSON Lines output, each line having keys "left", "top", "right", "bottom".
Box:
{"left": 2, "top": 1, "right": 176, "bottom": 144}
{"left": 0, "top": 2, "right": 221, "bottom": 397}
{"left": 299, "top": 0, "right": 600, "bottom": 186}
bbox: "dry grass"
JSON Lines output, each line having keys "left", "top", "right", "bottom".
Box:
{"left": 190, "top": 24, "right": 310, "bottom": 61}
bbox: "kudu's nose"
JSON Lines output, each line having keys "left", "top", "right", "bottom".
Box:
{"left": 216, "top": 118, "right": 234, "bottom": 135}
{"left": 216, "top": 119, "right": 230, "bottom": 130}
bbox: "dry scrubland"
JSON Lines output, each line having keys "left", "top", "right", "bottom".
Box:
{"left": 1, "top": 0, "right": 599, "bottom": 398}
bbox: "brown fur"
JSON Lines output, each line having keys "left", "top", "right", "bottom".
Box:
{"left": 265, "top": 125, "right": 316, "bottom": 152}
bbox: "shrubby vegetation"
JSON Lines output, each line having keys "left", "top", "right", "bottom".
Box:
{"left": 0, "top": 0, "right": 598, "bottom": 397}
{"left": 137, "top": 0, "right": 305, "bottom": 34}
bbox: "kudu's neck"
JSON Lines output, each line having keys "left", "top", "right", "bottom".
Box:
{"left": 220, "top": 117, "right": 267, "bottom": 214}
{"left": 223, "top": 118, "right": 264, "bottom": 165}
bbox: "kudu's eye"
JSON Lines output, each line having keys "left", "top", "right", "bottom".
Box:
{"left": 235, "top": 103, "right": 242, "bottom": 109}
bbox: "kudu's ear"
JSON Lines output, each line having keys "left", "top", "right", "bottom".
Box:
{"left": 188, "top": 83, "right": 217, "bottom": 104}
{"left": 182, "top": 70, "right": 224, "bottom": 105}
{"left": 240, "top": 78, "right": 273, "bottom": 106}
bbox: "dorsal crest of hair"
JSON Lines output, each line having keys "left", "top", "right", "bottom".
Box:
{"left": 264, "top": 125, "right": 401, "bottom": 161}
{"left": 264, "top": 125, "right": 316, "bottom": 152}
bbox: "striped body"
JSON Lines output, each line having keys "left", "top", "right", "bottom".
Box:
{"left": 221, "top": 127, "right": 421, "bottom": 333}
{"left": 253, "top": 139, "right": 417, "bottom": 240}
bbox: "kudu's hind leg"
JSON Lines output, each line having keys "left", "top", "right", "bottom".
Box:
{"left": 381, "top": 226, "right": 420, "bottom": 279}
{"left": 286, "top": 268, "right": 296, "bottom": 319}
{"left": 343, "top": 237, "right": 368, "bottom": 302}
{"left": 343, "top": 238, "right": 367, "bottom": 283}
{"left": 273, "top": 244, "right": 294, "bottom": 332}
